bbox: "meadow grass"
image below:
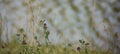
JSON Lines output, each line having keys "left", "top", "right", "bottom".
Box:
{"left": 0, "top": 20, "right": 114, "bottom": 54}
{"left": 0, "top": 39, "right": 114, "bottom": 54}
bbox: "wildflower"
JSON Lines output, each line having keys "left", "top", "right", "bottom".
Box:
{"left": 44, "top": 23, "right": 47, "bottom": 30}
{"left": 22, "top": 40, "right": 27, "bottom": 45}
{"left": 77, "top": 47, "right": 81, "bottom": 51}
{"left": 44, "top": 23, "right": 46, "bottom": 26}
{"left": 2, "top": 45, "right": 5, "bottom": 49}
{"left": 2, "top": 43, "right": 7, "bottom": 49}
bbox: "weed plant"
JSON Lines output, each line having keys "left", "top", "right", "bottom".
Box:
{"left": 0, "top": 20, "right": 113, "bottom": 54}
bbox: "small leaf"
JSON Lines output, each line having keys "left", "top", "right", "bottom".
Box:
{"left": 82, "top": 40, "right": 85, "bottom": 44}
{"left": 34, "top": 36, "right": 37, "bottom": 40}
{"left": 16, "top": 33, "right": 20, "bottom": 36}
{"left": 68, "top": 44, "right": 72, "bottom": 47}
{"left": 19, "top": 28, "right": 24, "bottom": 33}
{"left": 85, "top": 43, "right": 89, "bottom": 46}
{"left": 79, "top": 40, "right": 82, "bottom": 43}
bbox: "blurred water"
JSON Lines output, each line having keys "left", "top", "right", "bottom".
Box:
{"left": 0, "top": 0, "right": 120, "bottom": 52}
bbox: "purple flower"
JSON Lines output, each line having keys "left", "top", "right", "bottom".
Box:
{"left": 2, "top": 44, "right": 7, "bottom": 49}
{"left": 44, "top": 23, "right": 47, "bottom": 30}
{"left": 22, "top": 40, "right": 27, "bottom": 45}
{"left": 2, "top": 45, "right": 5, "bottom": 48}
{"left": 77, "top": 47, "right": 81, "bottom": 51}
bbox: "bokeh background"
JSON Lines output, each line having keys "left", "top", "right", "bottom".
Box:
{"left": 0, "top": 0, "right": 120, "bottom": 53}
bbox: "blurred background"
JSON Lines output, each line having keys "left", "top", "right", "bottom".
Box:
{"left": 0, "top": 0, "right": 120, "bottom": 53}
